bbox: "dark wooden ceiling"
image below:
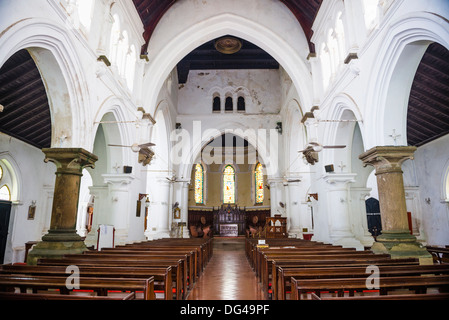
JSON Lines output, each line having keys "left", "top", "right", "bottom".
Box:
{"left": 0, "top": 49, "right": 51, "bottom": 149}
{"left": 177, "top": 37, "right": 279, "bottom": 84}
{"left": 407, "top": 43, "right": 449, "bottom": 147}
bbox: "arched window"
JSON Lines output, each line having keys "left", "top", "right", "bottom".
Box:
{"left": 237, "top": 96, "right": 245, "bottom": 111}
{"left": 117, "top": 30, "right": 129, "bottom": 76}
{"left": 125, "top": 44, "right": 136, "bottom": 90}
{"left": 78, "top": 0, "right": 94, "bottom": 31}
{"left": 225, "top": 96, "right": 233, "bottom": 111}
{"left": 109, "top": 14, "right": 121, "bottom": 64}
{"left": 194, "top": 164, "right": 204, "bottom": 204}
{"left": 363, "top": 0, "right": 379, "bottom": 31}
{"left": 321, "top": 43, "right": 331, "bottom": 90}
{"left": 213, "top": 96, "right": 221, "bottom": 112}
{"left": 0, "top": 185, "right": 11, "bottom": 201}
{"left": 335, "top": 12, "right": 346, "bottom": 61}
{"left": 254, "top": 162, "right": 264, "bottom": 204}
{"left": 223, "top": 165, "right": 235, "bottom": 203}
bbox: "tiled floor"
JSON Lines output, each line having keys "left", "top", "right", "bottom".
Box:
{"left": 187, "top": 237, "right": 266, "bottom": 300}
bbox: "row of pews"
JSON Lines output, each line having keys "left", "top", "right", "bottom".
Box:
{"left": 246, "top": 238, "right": 449, "bottom": 300}
{"left": 0, "top": 237, "right": 212, "bottom": 300}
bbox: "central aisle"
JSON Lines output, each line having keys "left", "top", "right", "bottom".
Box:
{"left": 187, "top": 237, "right": 266, "bottom": 300}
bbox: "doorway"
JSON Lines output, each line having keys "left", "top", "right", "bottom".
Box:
{"left": 0, "top": 200, "right": 12, "bottom": 263}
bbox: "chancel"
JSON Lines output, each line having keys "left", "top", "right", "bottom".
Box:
{"left": 0, "top": 0, "right": 448, "bottom": 302}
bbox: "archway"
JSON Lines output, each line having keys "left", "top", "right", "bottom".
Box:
{"left": 142, "top": 10, "right": 313, "bottom": 118}
{"left": 0, "top": 18, "right": 91, "bottom": 149}
{"left": 318, "top": 96, "right": 373, "bottom": 248}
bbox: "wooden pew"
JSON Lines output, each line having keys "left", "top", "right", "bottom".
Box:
{"left": 38, "top": 257, "right": 185, "bottom": 300}
{"left": 426, "top": 246, "right": 449, "bottom": 264}
{"left": 0, "top": 291, "right": 136, "bottom": 300}
{"left": 290, "top": 275, "right": 449, "bottom": 300}
{"left": 120, "top": 237, "right": 213, "bottom": 270}
{"left": 0, "top": 264, "right": 173, "bottom": 300}
{"left": 259, "top": 252, "right": 392, "bottom": 296}
{"left": 70, "top": 252, "right": 193, "bottom": 291}
{"left": 97, "top": 247, "right": 201, "bottom": 281}
{"left": 272, "top": 258, "right": 419, "bottom": 300}
{"left": 82, "top": 249, "right": 195, "bottom": 283}
{"left": 0, "top": 274, "right": 155, "bottom": 300}
{"left": 277, "top": 264, "right": 449, "bottom": 300}
{"left": 311, "top": 292, "right": 449, "bottom": 300}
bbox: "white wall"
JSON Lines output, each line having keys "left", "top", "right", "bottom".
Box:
{"left": 0, "top": 134, "right": 55, "bottom": 263}
{"left": 413, "top": 135, "right": 449, "bottom": 245}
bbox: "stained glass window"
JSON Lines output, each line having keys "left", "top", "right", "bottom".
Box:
{"left": 223, "top": 165, "right": 235, "bottom": 203}
{"left": 194, "top": 164, "right": 204, "bottom": 204}
{"left": 255, "top": 162, "right": 264, "bottom": 204}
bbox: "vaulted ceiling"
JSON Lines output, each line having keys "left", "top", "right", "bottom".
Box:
{"left": 132, "top": 0, "right": 323, "bottom": 55}
{"left": 0, "top": 49, "right": 51, "bottom": 149}
{"left": 407, "top": 43, "right": 449, "bottom": 147}
{"left": 0, "top": 2, "right": 448, "bottom": 151}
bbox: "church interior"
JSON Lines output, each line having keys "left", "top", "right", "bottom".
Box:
{"left": 0, "top": 0, "right": 448, "bottom": 302}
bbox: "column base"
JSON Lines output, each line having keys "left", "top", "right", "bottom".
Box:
{"left": 371, "top": 230, "right": 432, "bottom": 264}
{"left": 27, "top": 239, "right": 87, "bottom": 265}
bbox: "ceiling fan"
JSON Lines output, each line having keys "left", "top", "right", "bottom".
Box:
{"left": 298, "top": 142, "right": 346, "bottom": 153}
{"left": 108, "top": 142, "right": 155, "bottom": 153}
{"left": 166, "top": 175, "right": 179, "bottom": 182}
{"left": 298, "top": 142, "right": 346, "bottom": 165}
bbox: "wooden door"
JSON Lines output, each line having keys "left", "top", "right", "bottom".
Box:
{"left": 0, "top": 200, "right": 12, "bottom": 263}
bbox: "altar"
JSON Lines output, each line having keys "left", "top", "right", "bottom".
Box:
{"left": 219, "top": 224, "right": 239, "bottom": 237}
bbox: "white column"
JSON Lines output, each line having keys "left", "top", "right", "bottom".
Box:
{"left": 145, "top": 177, "right": 170, "bottom": 239}
{"left": 349, "top": 187, "right": 375, "bottom": 247}
{"left": 268, "top": 177, "right": 284, "bottom": 216}
{"left": 322, "top": 173, "right": 364, "bottom": 250}
{"left": 103, "top": 173, "right": 135, "bottom": 245}
{"left": 178, "top": 181, "right": 190, "bottom": 238}
{"left": 85, "top": 186, "right": 107, "bottom": 248}
{"left": 285, "top": 178, "right": 302, "bottom": 237}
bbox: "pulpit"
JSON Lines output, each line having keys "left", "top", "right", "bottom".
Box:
{"left": 265, "top": 215, "right": 287, "bottom": 238}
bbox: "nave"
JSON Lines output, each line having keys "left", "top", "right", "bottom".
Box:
{"left": 187, "top": 237, "right": 265, "bottom": 300}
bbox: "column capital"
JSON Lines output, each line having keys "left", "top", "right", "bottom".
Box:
{"left": 322, "top": 172, "right": 357, "bottom": 186}
{"left": 359, "top": 146, "right": 416, "bottom": 174}
{"left": 283, "top": 175, "right": 302, "bottom": 186}
{"left": 42, "top": 148, "right": 98, "bottom": 175}
{"left": 102, "top": 173, "right": 135, "bottom": 186}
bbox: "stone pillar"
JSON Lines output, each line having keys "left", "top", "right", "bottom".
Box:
{"left": 323, "top": 173, "right": 364, "bottom": 250}
{"left": 359, "top": 146, "right": 431, "bottom": 262}
{"left": 27, "top": 148, "right": 98, "bottom": 265}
